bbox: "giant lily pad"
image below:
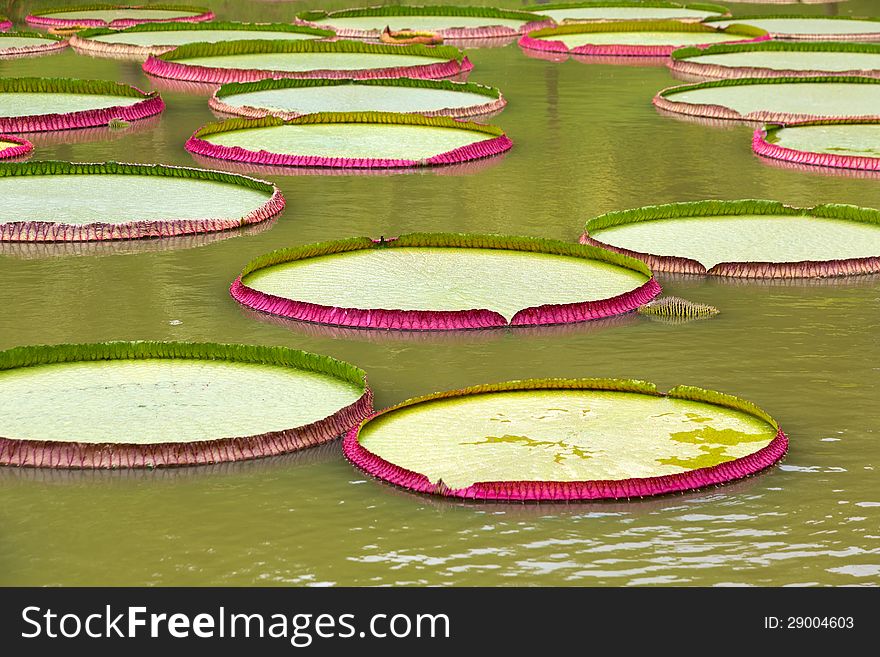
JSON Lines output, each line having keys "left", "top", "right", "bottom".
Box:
{"left": 209, "top": 78, "right": 505, "bottom": 121}
{"left": 231, "top": 233, "right": 660, "bottom": 330}
{"left": 705, "top": 15, "right": 880, "bottom": 41}
{"left": 0, "top": 77, "right": 163, "bottom": 133}
{"left": 653, "top": 76, "right": 880, "bottom": 123}
{"left": 519, "top": 20, "right": 767, "bottom": 57}
{"left": 754, "top": 119, "right": 880, "bottom": 172}
{"left": 26, "top": 4, "right": 214, "bottom": 28}
{"left": 296, "top": 5, "right": 551, "bottom": 40}
{"left": 70, "top": 21, "right": 333, "bottom": 58}
{"left": 581, "top": 200, "right": 880, "bottom": 278}
{"left": 669, "top": 42, "right": 880, "bottom": 79}
{"left": 0, "top": 342, "right": 372, "bottom": 468}
{"left": 186, "top": 112, "right": 512, "bottom": 169}
{"left": 0, "top": 32, "right": 68, "bottom": 59}
{"left": 0, "top": 135, "right": 32, "bottom": 160}
{"left": 0, "top": 161, "right": 284, "bottom": 242}
{"left": 143, "top": 39, "right": 473, "bottom": 84}
{"left": 344, "top": 378, "right": 787, "bottom": 500}
{"left": 528, "top": 2, "right": 730, "bottom": 24}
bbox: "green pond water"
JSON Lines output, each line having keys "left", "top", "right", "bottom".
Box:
{"left": 218, "top": 84, "right": 495, "bottom": 116}
{"left": 0, "top": 90, "right": 144, "bottom": 117}
{"left": 591, "top": 215, "right": 880, "bottom": 268}
{"left": 772, "top": 124, "right": 880, "bottom": 158}
{"left": 243, "top": 247, "right": 648, "bottom": 321}
{"left": 713, "top": 17, "right": 880, "bottom": 36}
{"left": 0, "top": 358, "right": 362, "bottom": 443}
{"left": 359, "top": 389, "right": 777, "bottom": 489}
{"left": 688, "top": 50, "right": 880, "bottom": 73}
{"left": 88, "top": 29, "right": 320, "bottom": 47}
{"left": 539, "top": 7, "right": 723, "bottom": 22}
{"left": 0, "top": 0, "right": 878, "bottom": 587}
{"left": 548, "top": 31, "right": 744, "bottom": 48}
{"left": 203, "top": 123, "right": 491, "bottom": 160}
{"left": 38, "top": 9, "right": 203, "bottom": 21}
{"left": 311, "top": 15, "right": 530, "bottom": 32}
{"left": 0, "top": 175, "right": 272, "bottom": 225}
{"left": 666, "top": 82, "right": 880, "bottom": 118}
{"left": 173, "top": 51, "right": 447, "bottom": 73}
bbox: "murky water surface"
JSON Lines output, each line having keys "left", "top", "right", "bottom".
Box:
{"left": 0, "top": 1, "right": 877, "bottom": 586}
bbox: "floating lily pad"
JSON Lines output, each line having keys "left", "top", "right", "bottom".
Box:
{"left": 70, "top": 21, "right": 333, "bottom": 58}
{"left": 209, "top": 78, "right": 505, "bottom": 121}
{"left": 344, "top": 378, "right": 787, "bottom": 500}
{"left": 582, "top": 200, "right": 880, "bottom": 278}
{"left": 0, "top": 161, "right": 284, "bottom": 242}
{"left": 26, "top": 4, "right": 214, "bottom": 28}
{"left": 754, "top": 119, "right": 880, "bottom": 172}
{"left": 0, "top": 77, "right": 163, "bottom": 133}
{"left": 186, "top": 112, "right": 512, "bottom": 169}
{"left": 0, "top": 32, "right": 68, "bottom": 59}
{"left": 654, "top": 76, "right": 880, "bottom": 123}
{"left": 0, "top": 135, "right": 32, "bottom": 160}
{"left": 0, "top": 342, "right": 372, "bottom": 468}
{"left": 296, "top": 5, "right": 551, "bottom": 40}
{"left": 528, "top": 2, "right": 730, "bottom": 24}
{"left": 670, "top": 42, "right": 880, "bottom": 79}
{"left": 231, "top": 233, "right": 660, "bottom": 330}
{"left": 519, "top": 20, "right": 766, "bottom": 57}
{"left": 705, "top": 16, "right": 880, "bottom": 41}
{"left": 143, "top": 39, "right": 473, "bottom": 84}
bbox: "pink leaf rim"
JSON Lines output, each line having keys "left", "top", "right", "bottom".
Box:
{"left": 26, "top": 4, "right": 214, "bottom": 28}
{"left": 0, "top": 134, "right": 34, "bottom": 159}
{"left": 518, "top": 19, "right": 768, "bottom": 58}
{"left": 0, "top": 77, "right": 164, "bottom": 133}
{"left": 0, "top": 33, "right": 69, "bottom": 59}
{"left": 581, "top": 199, "right": 880, "bottom": 279}
{"left": 0, "top": 160, "right": 285, "bottom": 243}
{"left": 343, "top": 378, "right": 789, "bottom": 501}
{"left": 142, "top": 39, "right": 473, "bottom": 84}
{"left": 668, "top": 41, "right": 880, "bottom": 80}
{"left": 230, "top": 232, "right": 660, "bottom": 331}
{"left": 0, "top": 341, "right": 372, "bottom": 469}
{"left": 754, "top": 118, "right": 880, "bottom": 172}
{"left": 185, "top": 112, "right": 512, "bottom": 170}
{"left": 702, "top": 15, "right": 880, "bottom": 42}
{"left": 652, "top": 75, "right": 880, "bottom": 123}
{"left": 68, "top": 21, "right": 335, "bottom": 59}
{"left": 208, "top": 77, "right": 507, "bottom": 121}
{"left": 293, "top": 6, "right": 552, "bottom": 40}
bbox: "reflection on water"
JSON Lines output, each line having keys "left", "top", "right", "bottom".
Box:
{"left": 0, "top": 0, "right": 879, "bottom": 587}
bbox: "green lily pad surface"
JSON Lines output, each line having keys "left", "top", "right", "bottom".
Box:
{"left": 769, "top": 123, "right": 880, "bottom": 158}
{"left": 0, "top": 358, "right": 361, "bottom": 444}
{"left": 355, "top": 384, "right": 779, "bottom": 490}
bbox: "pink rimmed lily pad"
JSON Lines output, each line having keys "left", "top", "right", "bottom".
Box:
{"left": 668, "top": 41, "right": 880, "bottom": 80}
{"left": 0, "top": 161, "right": 284, "bottom": 243}
{"left": 519, "top": 19, "right": 767, "bottom": 58}
{"left": 0, "top": 134, "right": 33, "bottom": 160}
{"left": 0, "top": 77, "right": 163, "bottom": 133}
{"left": 143, "top": 39, "right": 473, "bottom": 85}
{"left": 26, "top": 4, "right": 214, "bottom": 29}
{"left": 295, "top": 5, "right": 552, "bottom": 41}
{"left": 0, "top": 32, "right": 68, "bottom": 59}
{"left": 754, "top": 119, "right": 880, "bottom": 172}
{"left": 527, "top": 2, "right": 731, "bottom": 24}
{"left": 0, "top": 342, "right": 372, "bottom": 469}
{"left": 186, "top": 112, "right": 511, "bottom": 170}
{"left": 231, "top": 233, "right": 661, "bottom": 331}
{"left": 344, "top": 379, "right": 787, "bottom": 501}
{"left": 581, "top": 199, "right": 880, "bottom": 279}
